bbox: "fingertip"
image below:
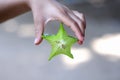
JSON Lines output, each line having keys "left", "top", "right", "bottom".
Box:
{"left": 76, "top": 32, "right": 84, "bottom": 41}
{"left": 34, "top": 38, "right": 43, "bottom": 45}
{"left": 77, "top": 36, "right": 84, "bottom": 45}
{"left": 34, "top": 38, "right": 39, "bottom": 45}
{"left": 78, "top": 40, "right": 82, "bottom": 45}
{"left": 78, "top": 40, "right": 83, "bottom": 45}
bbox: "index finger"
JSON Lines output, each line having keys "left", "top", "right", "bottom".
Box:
{"left": 56, "top": 11, "right": 84, "bottom": 43}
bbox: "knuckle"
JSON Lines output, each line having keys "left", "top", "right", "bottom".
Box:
{"left": 79, "top": 22, "right": 86, "bottom": 30}
{"left": 79, "top": 14, "right": 86, "bottom": 29}
{"left": 73, "top": 10, "right": 78, "bottom": 13}
{"left": 82, "top": 21, "right": 86, "bottom": 29}
{"left": 80, "top": 21, "right": 86, "bottom": 29}
{"left": 80, "top": 13, "right": 84, "bottom": 18}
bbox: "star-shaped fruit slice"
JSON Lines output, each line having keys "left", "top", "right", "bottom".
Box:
{"left": 42, "top": 23, "right": 77, "bottom": 60}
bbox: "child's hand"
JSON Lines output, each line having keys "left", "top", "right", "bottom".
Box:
{"left": 28, "top": 0, "right": 86, "bottom": 45}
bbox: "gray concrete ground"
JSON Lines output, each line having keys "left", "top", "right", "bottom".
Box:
{"left": 0, "top": 1, "right": 120, "bottom": 80}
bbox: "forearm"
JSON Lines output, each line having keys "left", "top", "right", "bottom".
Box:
{"left": 0, "top": 0, "right": 30, "bottom": 23}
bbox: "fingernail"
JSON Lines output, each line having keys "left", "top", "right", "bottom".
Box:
{"left": 80, "top": 36, "right": 84, "bottom": 42}
{"left": 34, "top": 38, "right": 38, "bottom": 44}
{"left": 78, "top": 40, "right": 83, "bottom": 45}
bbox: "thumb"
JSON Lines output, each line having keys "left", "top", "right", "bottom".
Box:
{"left": 34, "top": 19, "right": 44, "bottom": 45}
{"left": 31, "top": 7, "right": 45, "bottom": 45}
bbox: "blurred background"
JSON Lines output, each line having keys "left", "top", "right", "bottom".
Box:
{"left": 0, "top": 0, "right": 120, "bottom": 80}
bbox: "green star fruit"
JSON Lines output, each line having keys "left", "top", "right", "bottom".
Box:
{"left": 42, "top": 23, "right": 77, "bottom": 61}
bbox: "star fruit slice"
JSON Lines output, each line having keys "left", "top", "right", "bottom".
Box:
{"left": 42, "top": 23, "right": 77, "bottom": 60}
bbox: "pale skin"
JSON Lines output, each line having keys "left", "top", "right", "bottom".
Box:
{"left": 0, "top": 0, "right": 86, "bottom": 45}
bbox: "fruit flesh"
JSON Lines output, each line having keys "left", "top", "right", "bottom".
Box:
{"left": 42, "top": 23, "right": 77, "bottom": 60}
